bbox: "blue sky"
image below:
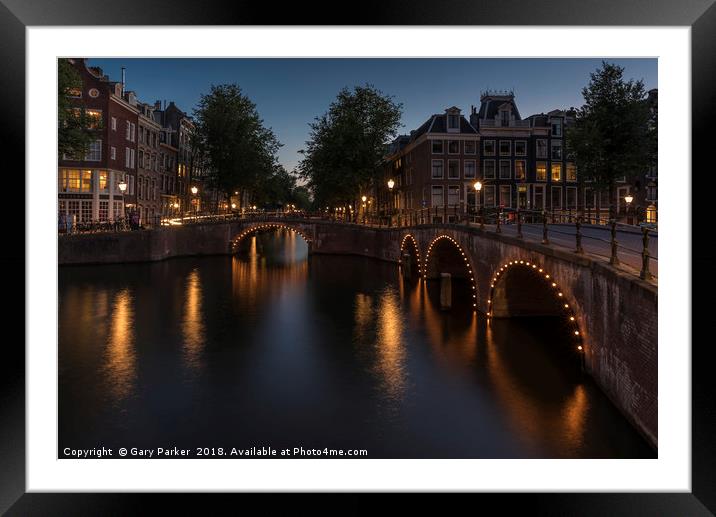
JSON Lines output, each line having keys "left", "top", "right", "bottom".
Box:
{"left": 88, "top": 58, "right": 657, "bottom": 173}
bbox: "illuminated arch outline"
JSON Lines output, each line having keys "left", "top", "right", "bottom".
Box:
{"left": 422, "top": 234, "right": 478, "bottom": 311}
{"left": 399, "top": 234, "right": 421, "bottom": 269}
{"left": 486, "top": 259, "right": 584, "bottom": 351}
{"left": 230, "top": 223, "right": 312, "bottom": 253}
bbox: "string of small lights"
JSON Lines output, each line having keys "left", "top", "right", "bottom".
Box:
{"left": 399, "top": 234, "right": 421, "bottom": 271}
{"left": 422, "top": 234, "right": 478, "bottom": 311}
{"left": 486, "top": 259, "right": 584, "bottom": 352}
{"left": 230, "top": 223, "right": 311, "bottom": 252}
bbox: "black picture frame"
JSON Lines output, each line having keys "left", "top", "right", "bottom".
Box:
{"left": 1, "top": 0, "right": 713, "bottom": 513}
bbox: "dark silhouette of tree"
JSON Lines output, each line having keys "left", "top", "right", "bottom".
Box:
{"left": 58, "top": 59, "right": 98, "bottom": 159}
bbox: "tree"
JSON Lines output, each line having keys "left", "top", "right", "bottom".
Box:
{"left": 193, "top": 84, "right": 281, "bottom": 205}
{"left": 252, "top": 165, "right": 297, "bottom": 208}
{"left": 567, "top": 61, "right": 655, "bottom": 217}
{"left": 58, "top": 59, "right": 97, "bottom": 159}
{"left": 298, "top": 85, "right": 403, "bottom": 209}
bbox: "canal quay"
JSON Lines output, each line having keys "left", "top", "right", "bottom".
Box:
{"left": 59, "top": 213, "right": 657, "bottom": 458}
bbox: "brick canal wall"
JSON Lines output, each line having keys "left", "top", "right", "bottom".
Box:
{"left": 59, "top": 220, "right": 657, "bottom": 449}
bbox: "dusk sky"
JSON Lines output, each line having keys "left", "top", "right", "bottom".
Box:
{"left": 88, "top": 58, "right": 657, "bottom": 173}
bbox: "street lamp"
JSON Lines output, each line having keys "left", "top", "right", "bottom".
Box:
{"left": 474, "top": 180, "right": 484, "bottom": 229}
{"left": 117, "top": 180, "right": 127, "bottom": 225}
{"left": 191, "top": 186, "right": 198, "bottom": 222}
{"left": 624, "top": 194, "right": 634, "bottom": 225}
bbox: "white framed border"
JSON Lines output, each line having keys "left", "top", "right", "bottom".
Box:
{"left": 27, "top": 26, "right": 689, "bottom": 492}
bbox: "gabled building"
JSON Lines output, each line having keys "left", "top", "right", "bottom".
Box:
{"left": 381, "top": 106, "right": 480, "bottom": 223}
{"left": 58, "top": 59, "right": 138, "bottom": 224}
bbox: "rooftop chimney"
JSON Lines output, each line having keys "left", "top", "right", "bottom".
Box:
{"left": 121, "top": 67, "right": 126, "bottom": 97}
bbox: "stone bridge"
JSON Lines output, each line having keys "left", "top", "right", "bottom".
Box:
{"left": 59, "top": 217, "right": 657, "bottom": 448}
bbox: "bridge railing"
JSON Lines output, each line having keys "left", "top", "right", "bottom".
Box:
{"left": 59, "top": 206, "right": 656, "bottom": 282}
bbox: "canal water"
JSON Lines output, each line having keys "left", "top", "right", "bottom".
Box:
{"left": 59, "top": 229, "right": 654, "bottom": 458}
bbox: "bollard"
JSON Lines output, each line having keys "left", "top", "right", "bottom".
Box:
{"left": 575, "top": 216, "right": 584, "bottom": 254}
{"left": 640, "top": 227, "right": 653, "bottom": 280}
{"left": 402, "top": 253, "right": 412, "bottom": 278}
{"left": 542, "top": 210, "right": 549, "bottom": 245}
{"left": 440, "top": 273, "right": 452, "bottom": 310}
{"left": 516, "top": 209, "right": 523, "bottom": 239}
{"left": 609, "top": 219, "right": 619, "bottom": 265}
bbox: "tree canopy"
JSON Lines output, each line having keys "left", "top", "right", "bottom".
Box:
{"left": 567, "top": 61, "right": 655, "bottom": 212}
{"left": 298, "top": 85, "right": 403, "bottom": 207}
{"left": 58, "top": 59, "right": 97, "bottom": 159}
{"left": 193, "top": 84, "right": 281, "bottom": 200}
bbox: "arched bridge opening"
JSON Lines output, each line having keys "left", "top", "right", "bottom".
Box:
{"left": 399, "top": 234, "right": 421, "bottom": 281}
{"left": 229, "top": 223, "right": 312, "bottom": 254}
{"left": 487, "top": 259, "right": 584, "bottom": 369}
{"left": 423, "top": 235, "right": 478, "bottom": 312}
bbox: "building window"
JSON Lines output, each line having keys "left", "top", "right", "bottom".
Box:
{"left": 464, "top": 160, "right": 476, "bottom": 179}
{"left": 499, "top": 160, "right": 511, "bottom": 179}
{"left": 534, "top": 185, "right": 545, "bottom": 210}
{"left": 551, "top": 140, "right": 563, "bottom": 160}
{"left": 646, "top": 204, "right": 657, "bottom": 223}
{"left": 110, "top": 147, "right": 116, "bottom": 160}
{"left": 647, "top": 185, "right": 657, "bottom": 201}
{"left": 499, "top": 141, "right": 511, "bottom": 156}
{"left": 432, "top": 140, "right": 444, "bottom": 154}
{"left": 566, "top": 187, "right": 578, "bottom": 209}
{"left": 84, "top": 109, "right": 103, "bottom": 129}
{"left": 67, "top": 87, "right": 81, "bottom": 98}
{"left": 99, "top": 171, "right": 108, "bottom": 191}
{"left": 67, "top": 200, "right": 80, "bottom": 222}
{"left": 81, "top": 200, "right": 92, "bottom": 222}
{"left": 448, "top": 185, "right": 460, "bottom": 206}
{"left": 567, "top": 163, "right": 577, "bottom": 181}
{"left": 536, "top": 139, "right": 548, "bottom": 159}
{"left": 139, "top": 150, "right": 144, "bottom": 168}
{"left": 515, "top": 141, "right": 527, "bottom": 156}
{"left": 99, "top": 201, "right": 109, "bottom": 221}
{"left": 448, "top": 140, "right": 460, "bottom": 154}
{"left": 551, "top": 119, "right": 563, "bottom": 137}
{"left": 500, "top": 110, "right": 510, "bottom": 126}
{"left": 126, "top": 122, "right": 131, "bottom": 141}
{"left": 483, "top": 140, "right": 495, "bottom": 156}
{"left": 515, "top": 160, "right": 526, "bottom": 180}
{"left": 431, "top": 186, "right": 444, "bottom": 206}
{"left": 536, "top": 162, "right": 547, "bottom": 181}
{"left": 448, "top": 160, "right": 459, "bottom": 179}
{"left": 551, "top": 186, "right": 562, "bottom": 209}
{"left": 85, "top": 140, "right": 101, "bottom": 161}
{"left": 584, "top": 187, "right": 596, "bottom": 208}
{"left": 125, "top": 148, "right": 130, "bottom": 167}
{"left": 464, "top": 140, "right": 476, "bottom": 154}
{"left": 483, "top": 159, "right": 496, "bottom": 179}
{"left": 138, "top": 175, "right": 143, "bottom": 199}
{"left": 431, "top": 160, "right": 444, "bottom": 179}
{"left": 448, "top": 114, "right": 459, "bottom": 129}
{"left": 484, "top": 185, "right": 496, "bottom": 207}
{"left": 111, "top": 117, "right": 117, "bottom": 131}
{"left": 499, "top": 185, "right": 512, "bottom": 208}
{"left": 59, "top": 169, "right": 93, "bottom": 192}
{"left": 551, "top": 163, "right": 562, "bottom": 182}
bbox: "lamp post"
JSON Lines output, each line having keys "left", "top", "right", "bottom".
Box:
{"left": 361, "top": 195, "right": 367, "bottom": 224}
{"left": 118, "top": 179, "right": 127, "bottom": 228}
{"left": 474, "top": 180, "right": 483, "bottom": 230}
{"left": 191, "top": 186, "right": 198, "bottom": 222}
{"left": 387, "top": 179, "right": 395, "bottom": 226}
{"left": 624, "top": 194, "right": 634, "bottom": 225}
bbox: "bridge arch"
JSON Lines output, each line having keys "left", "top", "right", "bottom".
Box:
{"left": 399, "top": 234, "right": 421, "bottom": 279}
{"left": 422, "top": 234, "right": 478, "bottom": 311}
{"left": 487, "top": 259, "right": 583, "bottom": 351}
{"left": 229, "top": 223, "right": 312, "bottom": 253}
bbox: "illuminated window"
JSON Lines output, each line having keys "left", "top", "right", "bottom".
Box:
{"left": 536, "top": 162, "right": 547, "bottom": 181}
{"left": 99, "top": 171, "right": 108, "bottom": 191}
{"left": 551, "top": 163, "right": 562, "bottom": 181}
{"left": 567, "top": 163, "right": 577, "bottom": 181}
{"left": 515, "top": 160, "right": 526, "bottom": 180}
{"left": 646, "top": 204, "right": 657, "bottom": 223}
{"left": 66, "top": 87, "right": 81, "bottom": 98}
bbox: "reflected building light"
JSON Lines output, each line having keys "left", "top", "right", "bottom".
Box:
{"left": 375, "top": 288, "right": 407, "bottom": 402}
{"left": 104, "top": 288, "right": 136, "bottom": 403}
{"left": 182, "top": 269, "right": 206, "bottom": 370}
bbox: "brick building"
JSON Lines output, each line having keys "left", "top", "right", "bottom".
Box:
{"left": 136, "top": 100, "right": 163, "bottom": 225}
{"left": 58, "top": 59, "right": 138, "bottom": 224}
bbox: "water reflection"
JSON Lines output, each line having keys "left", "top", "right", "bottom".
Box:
{"left": 103, "top": 288, "right": 136, "bottom": 403}
{"left": 182, "top": 269, "right": 206, "bottom": 370}
{"left": 375, "top": 287, "right": 407, "bottom": 403}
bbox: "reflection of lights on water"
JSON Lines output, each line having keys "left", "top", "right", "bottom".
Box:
{"left": 104, "top": 288, "right": 136, "bottom": 402}
{"left": 182, "top": 269, "right": 206, "bottom": 369}
{"left": 375, "top": 289, "right": 407, "bottom": 401}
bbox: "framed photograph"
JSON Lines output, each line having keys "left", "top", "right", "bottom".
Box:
{"left": 2, "top": 0, "right": 713, "bottom": 513}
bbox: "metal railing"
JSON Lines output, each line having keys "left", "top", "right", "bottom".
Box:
{"left": 59, "top": 206, "right": 657, "bottom": 282}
